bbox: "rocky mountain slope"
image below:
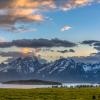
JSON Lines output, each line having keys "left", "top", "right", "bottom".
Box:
{"left": 0, "top": 57, "right": 100, "bottom": 82}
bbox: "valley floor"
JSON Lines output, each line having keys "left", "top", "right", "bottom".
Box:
{"left": 0, "top": 88, "right": 100, "bottom": 100}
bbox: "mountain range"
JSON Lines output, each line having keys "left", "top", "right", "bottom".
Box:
{"left": 0, "top": 56, "right": 100, "bottom": 83}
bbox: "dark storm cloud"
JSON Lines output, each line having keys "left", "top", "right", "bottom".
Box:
{"left": 69, "top": 49, "right": 75, "bottom": 52}
{"left": 0, "top": 38, "right": 77, "bottom": 48}
{"left": 94, "top": 42, "right": 100, "bottom": 47}
{"left": 94, "top": 47, "right": 100, "bottom": 51}
{"left": 81, "top": 40, "right": 100, "bottom": 51}
{"left": 57, "top": 49, "right": 75, "bottom": 53}
{"left": 81, "top": 40, "right": 100, "bottom": 45}
{"left": 0, "top": 42, "right": 12, "bottom": 48}
{"left": 57, "top": 50, "right": 68, "bottom": 53}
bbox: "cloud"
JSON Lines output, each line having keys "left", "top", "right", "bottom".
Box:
{"left": 69, "top": 49, "right": 75, "bottom": 52}
{"left": 0, "top": 51, "right": 23, "bottom": 58}
{"left": 0, "top": 0, "right": 99, "bottom": 32}
{"left": 57, "top": 49, "right": 75, "bottom": 53}
{"left": 81, "top": 40, "right": 100, "bottom": 52}
{"left": 94, "top": 46, "right": 100, "bottom": 51}
{"left": 0, "top": 42, "right": 12, "bottom": 48}
{"left": 57, "top": 50, "right": 68, "bottom": 53}
{"left": 61, "top": 25, "right": 72, "bottom": 32}
{"left": 81, "top": 40, "right": 100, "bottom": 45}
{"left": 70, "top": 51, "right": 100, "bottom": 63}
{"left": 0, "top": 0, "right": 56, "bottom": 11}
{"left": 0, "top": 0, "right": 55, "bottom": 28}
{"left": 0, "top": 37, "right": 6, "bottom": 42}
{"left": 61, "top": 0, "right": 97, "bottom": 11}
{"left": 0, "top": 12, "right": 44, "bottom": 26}
{"left": 0, "top": 0, "right": 99, "bottom": 26}
{"left": 5, "top": 26, "right": 37, "bottom": 33}
{"left": 94, "top": 42, "right": 100, "bottom": 51}
{"left": 94, "top": 42, "right": 100, "bottom": 47}
{"left": 0, "top": 38, "right": 77, "bottom": 48}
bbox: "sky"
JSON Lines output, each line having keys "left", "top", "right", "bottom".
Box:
{"left": 0, "top": 0, "right": 100, "bottom": 63}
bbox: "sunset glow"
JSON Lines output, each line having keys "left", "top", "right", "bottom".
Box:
{"left": 0, "top": 0, "right": 99, "bottom": 63}
{"left": 21, "top": 48, "right": 32, "bottom": 54}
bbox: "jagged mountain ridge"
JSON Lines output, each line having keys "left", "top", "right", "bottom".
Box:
{"left": 0, "top": 57, "right": 100, "bottom": 82}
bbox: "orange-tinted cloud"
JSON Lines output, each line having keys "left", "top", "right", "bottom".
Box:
{"left": 26, "top": 14, "right": 44, "bottom": 21}
{"left": 11, "top": 9, "right": 33, "bottom": 17}
{"left": 12, "top": 0, "right": 55, "bottom": 9}
{"left": 0, "top": 0, "right": 56, "bottom": 9}
{"left": 21, "top": 48, "right": 32, "bottom": 54}
{"left": 75, "top": 0, "right": 90, "bottom": 5}
{"left": 61, "top": 0, "right": 94, "bottom": 11}
{"left": 0, "top": 0, "right": 99, "bottom": 29}
{"left": 0, "top": 0, "right": 55, "bottom": 27}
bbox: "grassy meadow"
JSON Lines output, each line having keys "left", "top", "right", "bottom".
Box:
{"left": 0, "top": 88, "right": 100, "bottom": 100}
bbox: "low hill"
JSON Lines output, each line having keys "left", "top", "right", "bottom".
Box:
{"left": 3, "top": 80, "right": 62, "bottom": 85}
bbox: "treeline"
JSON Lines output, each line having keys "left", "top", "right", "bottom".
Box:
{"left": 52, "top": 84, "right": 100, "bottom": 88}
